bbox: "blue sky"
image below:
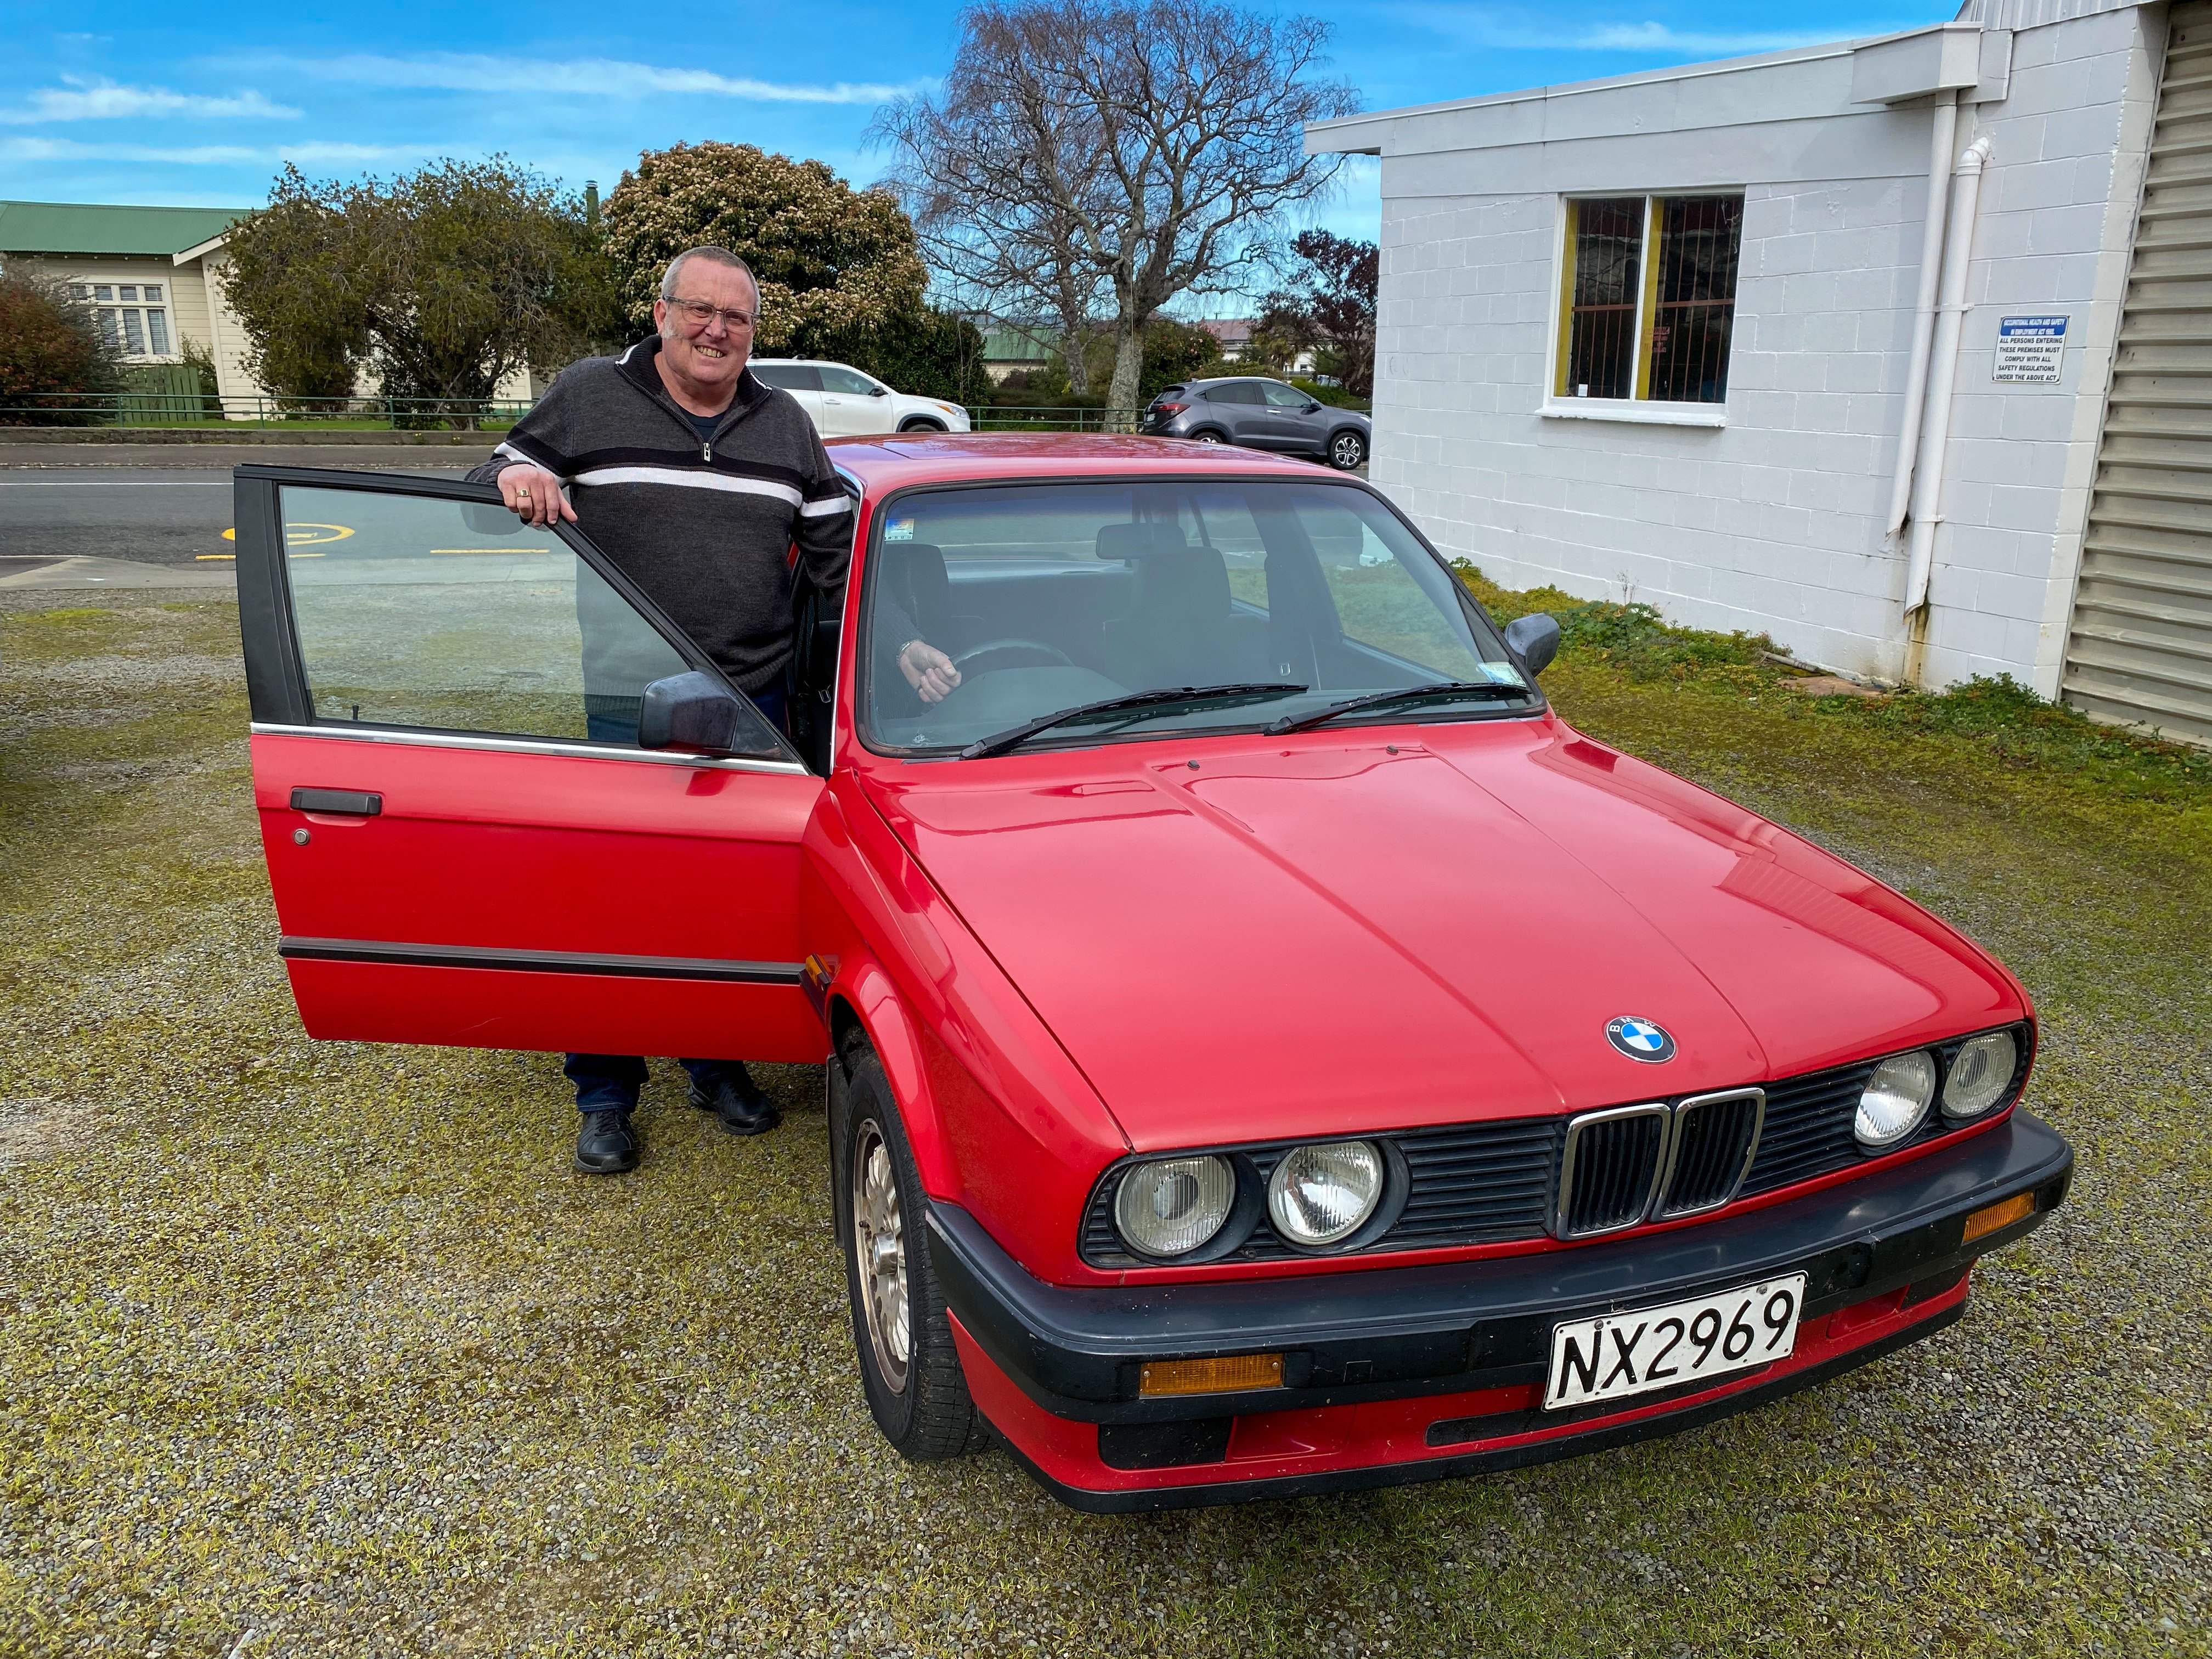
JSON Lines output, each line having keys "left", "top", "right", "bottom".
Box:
{"left": 4, "top": 0, "right": 1954, "bottom": 303}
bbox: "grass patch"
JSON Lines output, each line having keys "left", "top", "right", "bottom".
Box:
{"left": 0, "top": 591, "right": 2204, "bottom": 1657}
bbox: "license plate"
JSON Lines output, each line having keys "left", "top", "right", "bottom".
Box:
{"left": 1544, "top": 1273, "right": 1807, "bottom": 1411}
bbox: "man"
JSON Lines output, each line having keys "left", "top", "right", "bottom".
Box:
{"left": 471, "top": 245, "right": 960, "bottom": 1175}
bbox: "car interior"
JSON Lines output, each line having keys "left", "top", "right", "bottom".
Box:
{"left": 842, "top": 480, "right": 1529, "bottom": 758}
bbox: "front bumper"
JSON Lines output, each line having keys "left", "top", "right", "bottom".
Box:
{"left": 929, "top": 1110, "right": 2071, "bottom": 1511}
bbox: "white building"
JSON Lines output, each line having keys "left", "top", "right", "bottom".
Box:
{"left": 1308, "top": 0, "right": 2211, "bottom": 747}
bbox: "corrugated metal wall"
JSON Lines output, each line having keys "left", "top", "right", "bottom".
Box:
{"left": 2063, "top": 0, "right": 2212, "bottom": 747}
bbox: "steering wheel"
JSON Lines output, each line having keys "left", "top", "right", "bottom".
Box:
{"left": 949, "top": 638, "right": 1077, "bottom": 674}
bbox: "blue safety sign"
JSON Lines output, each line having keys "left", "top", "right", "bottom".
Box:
{"left": 1994, "top": 315, "right": 2068, "bottom": 383}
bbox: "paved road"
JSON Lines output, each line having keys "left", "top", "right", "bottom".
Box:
{"left": 0, "top": 453, "right": 475, "bottom": 580}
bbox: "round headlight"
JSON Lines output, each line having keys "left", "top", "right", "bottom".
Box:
{"left": 1943, "top": 1030, "right": 2018, "bottom": 1119}
{"left": 1267, "top": 1140, "right": 1384, "bottom": 1247}
{"left": 1855, "top": 1051, "right": 1938, "bottom": 1149}
{"left": 1114, "top": 1155, "right": 1234, "bottom": 1256}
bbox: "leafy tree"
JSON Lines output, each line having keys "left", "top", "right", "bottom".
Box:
{"left": 983, "top": 317, "right": 1226, "bottom": 407}
{"left": 601, "top": 142, "right": 927, "bottom": 354}
{"left": 222, "top": 159, "right": 612, "bottom": 416}
{"left": 872, "top": 0, "right": 1359, "bottom": 413}
{"left": 0, "top": 273, "right": 123, "bottom": 424}
{"left": 1259, "top": 229, "right": 1376, "bottom": 395}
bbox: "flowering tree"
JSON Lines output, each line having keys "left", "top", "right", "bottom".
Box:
{"left": 601, "top": 143, "right": 927, "bottom": 354}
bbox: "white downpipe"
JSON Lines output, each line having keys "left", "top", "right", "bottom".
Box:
{"left": 1885, "top": 92, "right": 1961, "bottom": 539}
{"left": 1903, "top": 133, "right": 1994, "bottom": 617}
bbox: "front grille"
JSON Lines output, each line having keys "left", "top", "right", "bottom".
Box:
{"left": 1656, "top": 1089, "right": 1765, "bottom": 1217}
{"left": 1076, "top": 1026, "right": 2030, "bottom": 1267}
{"left": 1555, "top": 1106, "right": 1669, "bottom": 1237}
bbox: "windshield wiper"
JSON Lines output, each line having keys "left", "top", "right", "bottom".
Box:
{"left": 959, "top": 683, "right": 1308, "bottom": 759}
{"left": 1264, "top": 680, "right": 1532, "bottom": 736}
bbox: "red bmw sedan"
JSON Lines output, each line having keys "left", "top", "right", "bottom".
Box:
{"left": 232, "top": 435, "right": 2070, "bottom": 1510}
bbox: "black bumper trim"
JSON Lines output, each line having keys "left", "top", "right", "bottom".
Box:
{"left": 929, "top": 1110, "right": 2069, "bottom": 1425}
{"left": 991, "top": 1300, "right": 1966, "bottom": 1514}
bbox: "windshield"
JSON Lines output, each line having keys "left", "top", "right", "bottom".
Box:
{"left": 860, "top": 478, "right": 1537, "bottom": 755}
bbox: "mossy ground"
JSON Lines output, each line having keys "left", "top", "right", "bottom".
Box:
{"left": 1, "top": 589, "right": 2205, "bottom": 1658}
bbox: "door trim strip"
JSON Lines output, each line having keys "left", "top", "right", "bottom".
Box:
{"left": 279, "top": 936, "right": 808, "bottom": 984}
{"left": 250, "top": 722, "right": 811, "bottom": 776}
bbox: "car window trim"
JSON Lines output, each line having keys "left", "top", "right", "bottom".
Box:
{"left": 850, "top": 469, "right": 1545, "bottom": 761}
{"left": 233, "top": 463, "right": 807, "bottom": 768}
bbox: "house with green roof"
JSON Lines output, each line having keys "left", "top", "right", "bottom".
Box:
{"left": 0, "top": 199, "right": 262, "bottom": 405}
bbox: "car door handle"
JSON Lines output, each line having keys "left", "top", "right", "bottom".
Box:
{"left": 290, "top": 787, "right": 382, "bottom": 816}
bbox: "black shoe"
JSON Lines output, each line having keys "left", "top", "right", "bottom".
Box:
{"left": 574, "top": 1108, "right": 639, "bottom": 1174}
{"left": 689, "top": 1069, "right": 782, "bottom": 1137}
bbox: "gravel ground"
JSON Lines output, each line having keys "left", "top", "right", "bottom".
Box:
{"left": 0, "top": 592, "right": 2204, "bottom": 1658}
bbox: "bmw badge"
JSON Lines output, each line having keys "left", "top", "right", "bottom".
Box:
{"left": 1606, "top": 1015, "right": 1677, "bottom": 1063}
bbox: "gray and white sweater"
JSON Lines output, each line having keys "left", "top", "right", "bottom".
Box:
{"left": 468, "top": 336, "right": 855, "bottom": 694}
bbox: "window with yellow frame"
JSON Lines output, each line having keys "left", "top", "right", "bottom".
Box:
{"left": 1554, "top": 195, "right": 1744, "bottom": 405}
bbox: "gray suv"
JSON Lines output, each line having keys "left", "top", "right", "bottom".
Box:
{"left": 1143, "top": 376, "right": 1370, "bottom": 470}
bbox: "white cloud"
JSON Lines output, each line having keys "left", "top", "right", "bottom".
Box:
{"left": 1392, "top": 8, "right": 1869, "bottom": 55}
{"left": 0, "top": 136, "right": 428, "bottom": 167}
{"left": 0, "top": 77, "right": 301, "bottom": 124}
{"left": 248, "top": 52, "right": 921, "bottom": 105}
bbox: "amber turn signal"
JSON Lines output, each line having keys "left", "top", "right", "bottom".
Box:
{"left": 1138, "top": 1352, "right": 1285, "bottom": 1397}
{"left": 1962, "top": 1191, "right": 2035, "bottom": 1244}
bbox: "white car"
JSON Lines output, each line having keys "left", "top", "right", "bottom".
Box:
{"left": 748, "top": 359, "right": 972, "bottom": 437}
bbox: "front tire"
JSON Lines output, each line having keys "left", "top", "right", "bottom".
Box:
{"left": 898, "top": 417, "right": 947, "bottom": 433}
{"left": 1328, "top": 428, "right": 1367, "bottom": 470}
{"left": 835, "top": 1051, "right": 987, "bottom": 1461}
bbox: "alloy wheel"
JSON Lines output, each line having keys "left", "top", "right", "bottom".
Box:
{"left": 851, "top": 1119, "right": 911, "bottom": 1393}
{"left": 1331, "top": 432, "right": 1365, "bottom": 469}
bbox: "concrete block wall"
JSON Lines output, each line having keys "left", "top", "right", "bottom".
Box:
{"left": 1357, "top": 7, "right": 2158, "bottom": 691}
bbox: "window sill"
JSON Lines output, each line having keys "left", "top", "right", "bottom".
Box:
{"left": 1539, "top": 400, "right": 1727, "bottom": 428}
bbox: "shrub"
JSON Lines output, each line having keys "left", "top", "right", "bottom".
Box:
{"left": 0, "top": 273, "right": 123, "bottom": 424}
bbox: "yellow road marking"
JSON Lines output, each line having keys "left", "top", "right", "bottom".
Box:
{"left": 429, "top": 548, "right": 555, "bottom": 555}
{"left": 285, "top": 523, "right": 354, "bottom": 545}
{"left": 222, "top": 527, "right": 236, "bottom": 540}
{"left": 196, "top": 554, "right": 235, "bottom": 561}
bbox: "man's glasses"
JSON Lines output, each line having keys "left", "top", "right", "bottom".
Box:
{"left": 665, "top": 297, "right": 755, "bottom": 331}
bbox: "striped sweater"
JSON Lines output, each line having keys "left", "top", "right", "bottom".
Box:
{"left": 469, "top": 335, "right": 855, "bottom": 694}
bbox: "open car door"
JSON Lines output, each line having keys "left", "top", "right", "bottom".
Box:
{"left": 232, "top": 465, "right": 828, "bottom": 1062}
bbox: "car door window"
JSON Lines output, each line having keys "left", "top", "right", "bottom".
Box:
{"left": 1261, "top": 382, "right": 1311, "bottom": 408}
{"left": 1293, "top": 496, "right": 1489, "bottom": 680}
{"left": 1206, "top": 383, "right": 1263, "bottom": 404}
{"left": 753, "top": 363, "right": 822, "bottom": 392}
{"left": 819, "top": 365, "right": 879, "bottom": 395}
{"left": 278, "top": 482, "right": 782, "bottom": 753}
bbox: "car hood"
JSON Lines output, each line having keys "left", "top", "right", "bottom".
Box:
{"left": 862, "top": 721, "right": 2024, "bottom": 1153}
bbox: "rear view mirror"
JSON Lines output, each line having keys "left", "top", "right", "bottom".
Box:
{"left": 1302, "top": 400, "right": 1322, "bottom": 413}
{"left": 1503, "top": 612, "right": 1562, "bottom": 677}
{"left": 638, "top": 671, "right": 745, "bottom": 752}
{"left": 870, "top": 385, "right": 889, "bottom": 396}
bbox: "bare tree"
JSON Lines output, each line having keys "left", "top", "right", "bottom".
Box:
{"left": 871, "top": 0, "right": 1357, "bottom": 412}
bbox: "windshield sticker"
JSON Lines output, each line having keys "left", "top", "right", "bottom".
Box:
{"left": 1480, "top": 661, "right": 1526, "bottom": 687}
{"left": 884, "top": 517, "right": 915, "bottom": 541}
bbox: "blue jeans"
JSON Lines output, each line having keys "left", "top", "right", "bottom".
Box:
{"left": 564, "top": 1054, "right": 757, "bottom": 1115}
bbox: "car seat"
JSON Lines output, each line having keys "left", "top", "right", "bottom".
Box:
{"left": 1097, "top": 523, "right": 1273, "bottom": 689}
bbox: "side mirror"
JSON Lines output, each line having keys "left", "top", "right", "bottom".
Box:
{"left": 1502, "top": 612, "right": 1561, "bottom": 677}
{"left": 638, "top": 671, "right": 745, "bottom": 752}
{"left": 1302, "top": 400, "right": 1322, "bottom": 413}
{"left": 870, "top": 385, "right": 889, "bottom": 396}
{"left": 461, "top": 500, "right": 526, "bottom": 537}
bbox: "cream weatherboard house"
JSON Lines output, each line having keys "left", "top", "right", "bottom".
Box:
{"left": 0, "top": 199, "right": 259, "bottom": 403}
{"left": 1, "top": 198, "right": 543, "bottom": 414}
{"left": 1310, "top": 0, "right": 2212, "bottom": 747}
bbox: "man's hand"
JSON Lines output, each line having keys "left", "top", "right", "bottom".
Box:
{"left": 898, "top": 640, "right": 962, "bottom": 705}
{"left": 498, "top": 462, "right": 574, "bottom": 528}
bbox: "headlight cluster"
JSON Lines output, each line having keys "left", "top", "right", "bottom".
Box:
{"left": 1111, "top": 1139, "right": 1387, "bottom": 1259}
{"left": 1853, "top": 1028, "right": 2021, "bottom": 1150}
